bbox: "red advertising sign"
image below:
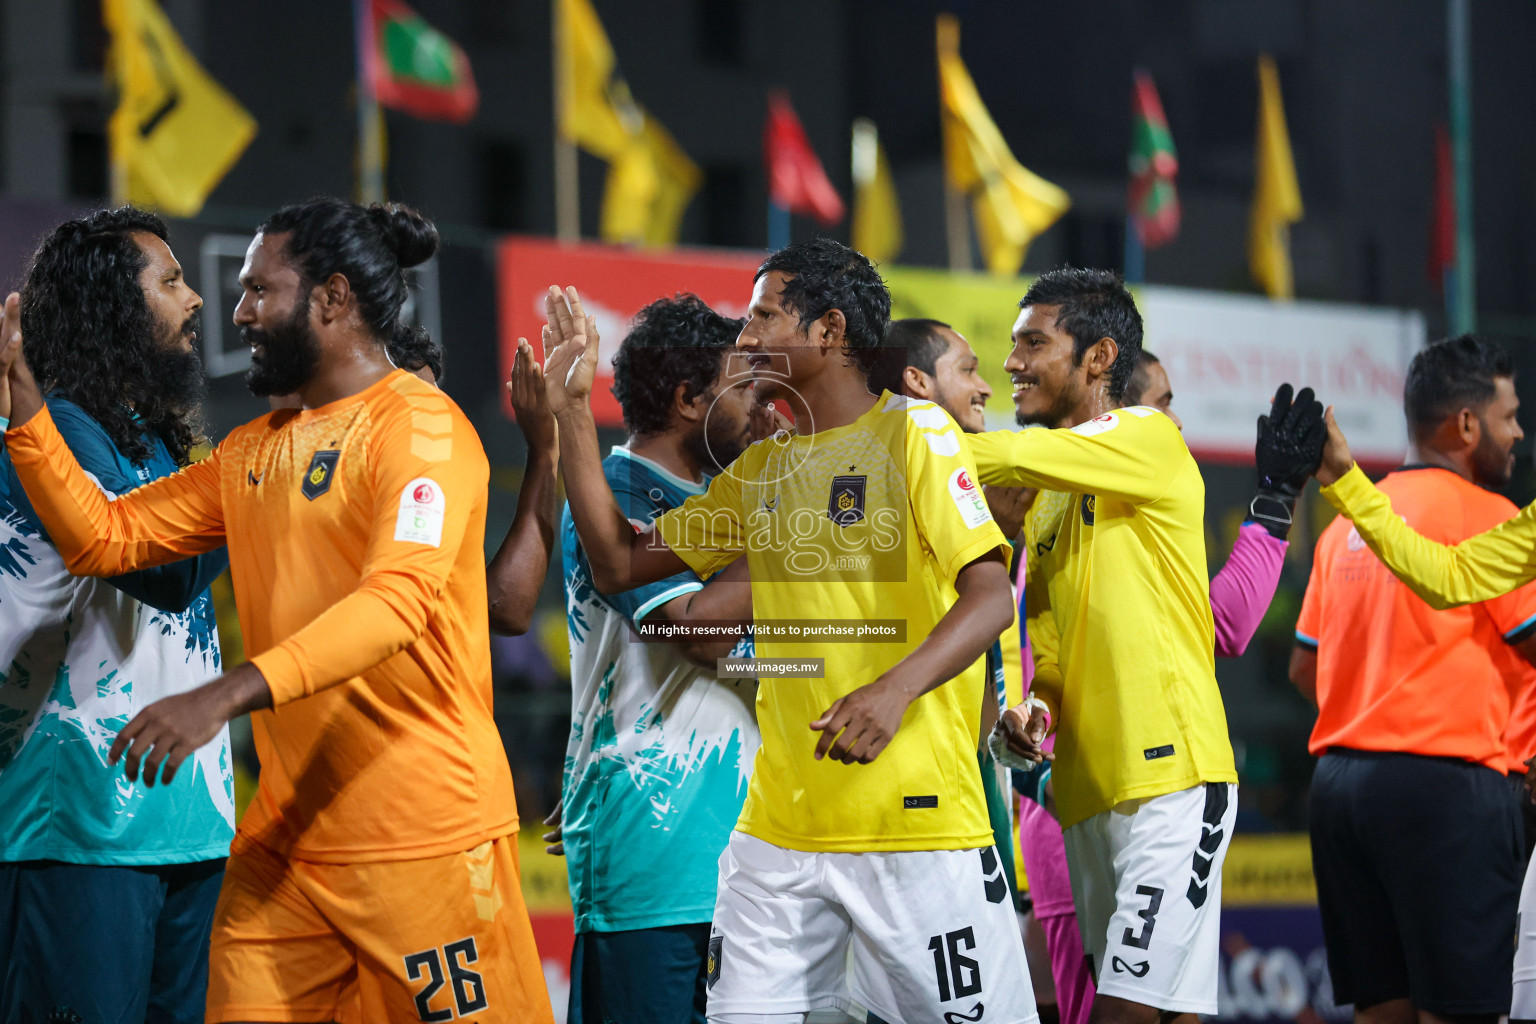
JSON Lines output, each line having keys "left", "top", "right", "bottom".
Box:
{"left": 496, "top": 237, "right": 763, "bottom": 426}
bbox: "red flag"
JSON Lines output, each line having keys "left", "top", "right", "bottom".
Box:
{"left": 764, "top": 91, "right": 845, "bottom": 226}
{"left": 1427, "top": 123, "right": 1456, "bottom": 290}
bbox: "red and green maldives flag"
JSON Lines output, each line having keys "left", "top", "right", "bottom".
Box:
{"left": 360, "top": 0, "right": 478, "bottom": 123}
{"left": 1127, "top": 68, "right": 1179, "bottom": 248}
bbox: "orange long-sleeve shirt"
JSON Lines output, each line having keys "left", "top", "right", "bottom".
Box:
{"left": 4, "top": 370, "right": 516, "bottom": 862}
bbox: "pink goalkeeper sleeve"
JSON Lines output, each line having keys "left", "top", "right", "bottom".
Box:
{"left": 1210, "top": 521, "right": 1287, "bottom": 658}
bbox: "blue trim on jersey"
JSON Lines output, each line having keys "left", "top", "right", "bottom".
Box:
{"left": 632, "top": 581, "right": 705, "bottom": 624}
{"left": 1294, "top": 629, "right": 1319, "bottom": 650}
{"left": 1505, "top": 613, "right": 1536, "bottom": 644}
{"left": 610, "top": 445, "right": 707, "bottom": 496}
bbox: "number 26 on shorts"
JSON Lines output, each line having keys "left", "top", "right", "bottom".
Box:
{"left": 403, "top": 937, "right": 488, "bottom": 1022}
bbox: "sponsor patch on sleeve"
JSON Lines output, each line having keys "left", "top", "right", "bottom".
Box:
{"left": 948, "top": 467, "right": 993, "bottom": 529}
{"left": 394, "top": 477, "right": 446, "bottom": 547}
{"left": 1070, "top": 412, "right": 1120, "bottom": 436}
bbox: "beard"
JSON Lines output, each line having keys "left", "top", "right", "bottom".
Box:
{"left": 1014, "top": 380, "right": 1082, "bottom": 429}
{"left": 685, "top": 404, "right": 751, "bottom": 473}
{"left": 148, "top": 310, "right": 207, "bottom": 412}
{"left": 244, "top": 296, "right": 321, "bottom": 397}
{"left": 1471, "top": 424, "right": 1515, "bottom": 489}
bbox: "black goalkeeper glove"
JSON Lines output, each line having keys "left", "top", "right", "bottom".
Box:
{"left": 1250, "top": 382, "right": 1326, "bottom": 539}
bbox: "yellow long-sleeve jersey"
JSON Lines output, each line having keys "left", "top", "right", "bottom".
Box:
{"left": 969, "top": 408, "right": 1236, "bottom": 828}
{"left": 1323, "top": 463, "right": 1536, "bottom": 608}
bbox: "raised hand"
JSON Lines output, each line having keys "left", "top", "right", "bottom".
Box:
{"left": 1316, "top": 405, "right": 1355, "bottom": 486}
{"left": 0, "top": 291, "right": 43, "bottom": 429}
{"left": 1256, "top": 383, "right": 1327, "bottom": 497}
{"left": 0, "top": 298, "right": 15, "bottom": 424}
{"left": 541, "top": 285, "right": 600, "bottom": 417}
{"left": 1248, "top": 383, "right": 1326, "bottom": 539}
{"left": 506, "top": 337, "right": 557, "bottom": 460}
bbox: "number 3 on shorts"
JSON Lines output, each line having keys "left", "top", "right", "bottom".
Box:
{"left": 1121, "top": 885, "right": 1164, "bottom": 950}
{"left": 403, "top": 937, "right": 489, "bottom": 1021}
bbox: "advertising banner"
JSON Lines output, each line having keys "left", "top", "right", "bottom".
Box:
{"left": 1138, "top": 287, "right": 1422, "bottom": 466}
{"left": 1212, "top": 834, "right": 1346, "bottom": 1023}
{"left": 496, "top": 237, "right": 762, "bottom": 427}
{"left": 496, "top": 244, "right": 1424, "bottom": 463}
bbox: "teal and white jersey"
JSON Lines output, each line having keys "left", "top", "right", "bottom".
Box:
{"left": 561, "top": 446, "right": 758, "bottom": 933}
{"left": 0, "top": 396, "right": 233, "bottom": 865}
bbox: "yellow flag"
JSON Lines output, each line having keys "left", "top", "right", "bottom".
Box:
{"left": 105, "top": 0, "right": 256, "bottom": 217}
{"left": 556, "top": 0, "right": 638, "bottom": 157}
{"left": 558, "top": 0, "right": 699, "bottom": 247}
{"left": 936, "top": 14, "right": 1069, "bottom": 276}
{"left": 600, "top": 113, "right": 702, "bottom": 247}
{"left": 851, "top": 118, "right": 903, "bottom": 265}
{"left": 1249, "top": 54, "right": 1303, "bottom": 299}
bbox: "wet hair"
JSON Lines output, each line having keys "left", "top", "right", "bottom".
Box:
{"left": 1018, "top": 268, "right": 1142, "bottom": 402}
{"left": 756, "top": 238, "right": 893, "bottom": 384}
{"left": 890, "top": 318, "right": 954, "bottom": 378}
{"left": 611, "top": 293, "right": 744, "bottom": 436}
{"left": 387, "top": 325, "right": 444, "bottom": 383}
{"left": 1125, "top": 349, "right": 1161, "bottom": 405}
{"left": 1404, "top": 334, "right": 1514, "bottom": 434}
{"left": 258, "top": 197, "right": 438, "bottom": 343}
{"left": 19, "top": 207, "right": 200, "bottom": 465}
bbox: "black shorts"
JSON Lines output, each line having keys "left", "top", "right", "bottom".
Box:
{"left": 1310, "top": 749, "right": 1523, "bottom": 1015}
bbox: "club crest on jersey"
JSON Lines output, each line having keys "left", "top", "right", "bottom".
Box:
{"left": 301, "top": 450, "right": 340, "bottom": 500}
{"left": 828, "top": 475, "right": 866, "bottom": 526}
{"left": 1081, "top": 494, "right": 1096, "bottom": 526}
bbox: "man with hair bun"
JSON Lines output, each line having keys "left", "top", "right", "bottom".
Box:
{"left": 0, "top": 197, "right": 554, "bottom": 1022}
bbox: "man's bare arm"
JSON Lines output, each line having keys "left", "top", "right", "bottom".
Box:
{"left": 812, "top": 550, "right": 1014, "bottom": 765}
{"left": 488, "top": 339, "right": 560, "bottom": 636}
{"left": 1288, "top": 645, "right": 1318, "bottom": 706}
{"left": 542, "top": 286, "right": 689, "bottom": 592}
{"left": 646, "top": 557, "right": 753, "bottom": 667}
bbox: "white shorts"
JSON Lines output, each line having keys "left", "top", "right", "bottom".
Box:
{"left": 1061, "top": 782, "right": 1237, "bottom": 1014}
{"left": 1513, "top": 851, "right": 1536, "bottom": 1018}
{"left": 706, "top": 830, "right": 1039, "bottom": 1024}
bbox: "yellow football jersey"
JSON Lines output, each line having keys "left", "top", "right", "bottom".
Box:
{"left": 656, "top": 392, "right": 1011, "bottom": 852}
{"left": 970, "top": 408, "right": 1236, "bottom": 829}
{"left": 1324, "top": 463, "right": 1536, "bottom": 609}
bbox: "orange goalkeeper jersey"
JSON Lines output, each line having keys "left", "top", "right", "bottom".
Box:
{"left": 4, "top": 370, "right": 515, "bottom": 863}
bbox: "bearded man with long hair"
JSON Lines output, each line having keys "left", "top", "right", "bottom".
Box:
{"left": 0, "top": 208, "right": 232, "bottom": 1023}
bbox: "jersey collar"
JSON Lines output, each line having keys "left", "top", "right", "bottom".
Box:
{"left": 611, "top": 445, "right": 708, "bottom": 495}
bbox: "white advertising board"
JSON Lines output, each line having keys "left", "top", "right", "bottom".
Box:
{"left": 1137, "top": 286, "right": 1425, "bottom": 465}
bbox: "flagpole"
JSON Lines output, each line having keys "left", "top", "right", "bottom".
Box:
{"left": 768, "top": 203, "right": 790, "bottom": 251}
{"left": 106, "top": 0, "right": 128, "bottom": 207}
{"left": 945, "top": 186, "right": 970, "bottom": 272}
{"left": 354, "top": 0, "right": 385, "bottom": 205}
{"left": 1123, "top": 219, "right": 1145, "bottom": 284}
{"left": 1447, "top": 0, "right": 1476, "bottom": 334}
{"left": 553, "top": 0, "right": 580, "bottom": 242}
